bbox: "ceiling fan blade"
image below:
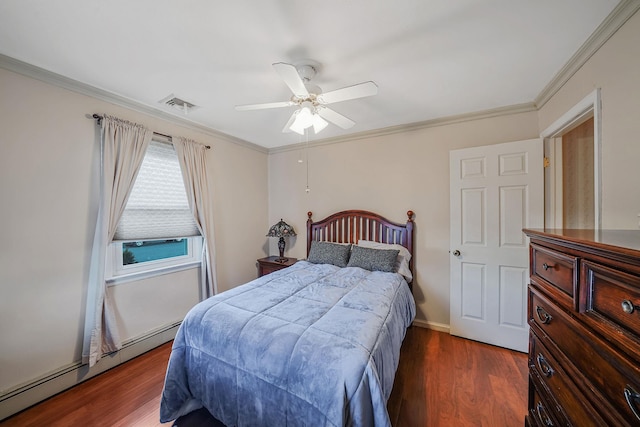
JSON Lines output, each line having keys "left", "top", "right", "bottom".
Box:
{"left": 235, "top": 101, "right": 294, "bottom": 111}
{"left": 316, "top": 107, "right": 355, "bottom": 129}
{"left": 282, "top": 111, "right": 298, "bottom": 133}
{"left": 317, "top": 81, "right": 378, "bottom": 104}
{"left": 273, "top": 62, "right": 309, "bottom": 98}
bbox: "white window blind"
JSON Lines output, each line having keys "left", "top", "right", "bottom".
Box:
{"left": 114, "top": 140, "right": 200, "bottom": 240}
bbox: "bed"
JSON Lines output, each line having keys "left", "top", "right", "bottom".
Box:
{"left": 160, "top": 210, "right": 416, "bottom": 426}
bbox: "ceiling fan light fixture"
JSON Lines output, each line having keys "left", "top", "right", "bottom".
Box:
{"left": 289, "top": 103, "right": 316, "bottom": 134}
{"left": 289, "top": 120, "right": 306, "bottom": 135}
{"left": 289, "top": 109, "right": 310, "bottom": 135}
{"left": 298, "top": 105, "right": 313, "bottom": 123}
{"left": 312, "top": 114, "right": 328, "bottom": 134}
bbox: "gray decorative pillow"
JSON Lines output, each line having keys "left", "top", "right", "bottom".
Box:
{"left": 347, "top": 245, "right": 399, "bottom": 272}
{"left": 307, "top": 241, "right": 351, "bottom": 267}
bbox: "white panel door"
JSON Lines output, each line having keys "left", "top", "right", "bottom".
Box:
{"left": 450, "top": 139, "right": 543, "bottom": 352}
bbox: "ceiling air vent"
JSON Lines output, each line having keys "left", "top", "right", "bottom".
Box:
{"left": 159, "top": 94, "right": 199, "bottom": 115}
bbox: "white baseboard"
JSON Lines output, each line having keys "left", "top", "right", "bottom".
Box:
{"left": 412, "top": 318, "right": 451, "bottom": 333}
{"left": 0, "top": 322, "right": 180, "bottom": 421}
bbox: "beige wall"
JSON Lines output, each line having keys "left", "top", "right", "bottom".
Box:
{"left": 538, "top": 10, "right": 640, "bottom": 228}
{"left": 268, "top": 112, "right": 540, "bottom": 328}
{"left": 0, "top": 67, "right": 268, "bottom": 393}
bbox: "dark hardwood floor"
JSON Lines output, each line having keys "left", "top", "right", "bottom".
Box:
{"left": 388, "top": 327, "right": 528, "bottom": 427}
{"left": 0, "top": 327, "right": 528, "bottom": 427}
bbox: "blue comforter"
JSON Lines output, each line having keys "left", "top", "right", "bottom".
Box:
{"left": 160, "top": 261, "right": 416, "bottom": 426}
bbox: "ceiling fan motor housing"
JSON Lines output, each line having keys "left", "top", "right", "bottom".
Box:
{"left": 296, "top": 64, "right": 316, "bottom": 82}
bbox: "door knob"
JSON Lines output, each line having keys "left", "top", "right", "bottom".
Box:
{"left": 452, "top": 250, "right": 461, "bottom": 257}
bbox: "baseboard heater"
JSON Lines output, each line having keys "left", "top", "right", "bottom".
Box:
{"left": 0, "top": 321, "right": 181, "bottom": 421}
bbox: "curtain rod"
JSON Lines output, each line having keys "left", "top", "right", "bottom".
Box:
{"left": 91, "top": 114, "right": 211, "bottom": 149}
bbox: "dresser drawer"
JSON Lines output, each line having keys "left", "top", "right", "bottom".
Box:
{"left": 528, "top": 374, "right": 562, "bottom": 427}
{"left": 529, "top": 333, "right": 606, "bottom": 426}
{"left": 580, "top": 260, "right": 640, "bottom": 355}
{"left": 530, "top": 289, "right": 640, "bottom": 426}
{"left": 531, "top": 243, "right": 578, "bottom": 298}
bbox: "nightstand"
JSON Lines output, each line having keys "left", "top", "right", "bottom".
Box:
{"left": 257, "top": 256, "right": 297, "bottom": 277}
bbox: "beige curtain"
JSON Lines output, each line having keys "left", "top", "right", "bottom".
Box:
{"left": 83, "top": 115, "right": 152, "bottom": 367}
{"left": 173, "top": 137, "right": 217, "bottom": 298}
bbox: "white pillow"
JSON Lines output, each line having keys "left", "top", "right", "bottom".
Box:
{"left": 357, "top": 240, "right": 412, "bottom": 282}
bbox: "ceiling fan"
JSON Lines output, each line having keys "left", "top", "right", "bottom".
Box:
{"left": 235, "top": 61, "right": 378, "bottom": 135}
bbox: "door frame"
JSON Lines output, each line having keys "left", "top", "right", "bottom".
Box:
{"left": 541, "top": 88, "right": 602, "bottom": 229}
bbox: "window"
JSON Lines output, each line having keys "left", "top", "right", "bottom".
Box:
{"left": 107, "top": 139, "right": 201, "bottom": 284}
{"left": 123, "top": 239, "right": 188, "bottom": 265}
{"left": 109, "top": 237, "right": 202, "bottom": 280}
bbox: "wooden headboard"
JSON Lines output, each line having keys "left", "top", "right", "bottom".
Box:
{"left": 306, "top": 210, "right": 415, "bottom": 279}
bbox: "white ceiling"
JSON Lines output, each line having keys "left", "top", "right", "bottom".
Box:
{"left": 0, "top": 0, "right": 622, "bottom": 149}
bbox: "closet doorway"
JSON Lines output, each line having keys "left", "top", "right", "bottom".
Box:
{"left": 542, "top": 89, "right": 601, "bottom": 229}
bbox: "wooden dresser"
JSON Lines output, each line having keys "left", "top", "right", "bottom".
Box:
{"left": 523, "top": 229, "right": 640, "bottom": 426}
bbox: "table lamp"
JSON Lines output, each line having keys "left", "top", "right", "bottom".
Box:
{"left": 266, "top": 219, "right": 296, "bottom": 263}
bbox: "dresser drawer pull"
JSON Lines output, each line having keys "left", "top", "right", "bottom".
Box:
{"left": 621, "top": 299, "right": 640, "bottom": 314}
{"left": 535, "top": 306, "right": 553, "bottom": 324}
{"left": 536, "top": 402, "right": 555, "bottom": 426}
{"left": 536, "top": 354, "right": 554, "bottom": 378}
{"left": 624, "top": 385, "right": 640, "bottom": 421}
{"left": 542, "top": 262, "right": 554, "bottom": 271}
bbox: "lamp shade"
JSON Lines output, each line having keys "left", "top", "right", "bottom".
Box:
{"left": 312, "top": 114, "right": 328, "bottom": 133}
{"left": 289, "top": 108, "right": 313, "bottom": 135}
{"left": 266, "top": 219, "right": 296, "bottom": 238}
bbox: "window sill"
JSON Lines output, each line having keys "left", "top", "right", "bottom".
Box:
{"left": 106, "top": 261, "right": 201, "bottom": 286}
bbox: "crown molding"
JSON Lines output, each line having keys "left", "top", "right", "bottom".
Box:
{"left": 535, "top": 0, "right": 640, "bottom": 109}
{"left": 0, "top": 54, "right": 268, "bottom": 154}
{"left": 268, "top": 102, "right": 537, "bottom": 154}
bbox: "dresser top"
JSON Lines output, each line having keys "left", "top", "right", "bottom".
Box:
{"left": 524, "top": 228, "right": 640, "bottom": 258}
